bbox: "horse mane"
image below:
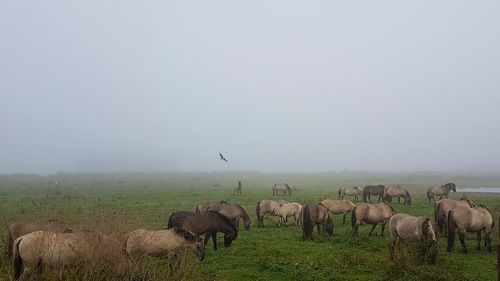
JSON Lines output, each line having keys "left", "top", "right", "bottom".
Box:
{"left": 206, "top": 211, "right": 238, "bottom": 232}
{"left": 383, "top": 202, "right": 397, "bottom": 214}
{"left": 234, "top": 204, "right": 249, "bottom": 219}
{"left": 463, "top": 198, "right": 476, "bottom": 208}
{"left": 173, "top": 227, "right": 200, "bottom": 242}
{"left": 477, "top": 204, "right": 492, "bottom": 213}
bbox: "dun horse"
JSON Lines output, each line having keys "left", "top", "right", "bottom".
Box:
{"left": 272, "top": 183, "right": 292, "bottom": 196}
{"left": 320, "top": 199, "right": 355, "bottom": 225}
{"left": 12, "top": 230, "right": 130, "bottom": 281}
{"left": 447, "top": 205, "right": 494, "bottom": 254}
{"left": 434, "top": 198, "right": 475, "bottom": 236}
{"left": 362, "top": 185, "right": 385, "bottom": 203}
{"left": 302, "top": 203, "right": 334, "bottom": 241}
{"left": 126, "top": 227, "right": 205, "bottom": 261}
{"left": 6, "top": 219, "right": 72, "bottom": 258}
{"left": 256, "top": 199, "right": 288, "bottom": 227}
{"left": 389, "top": 214, "right": 437, "bottom": 262}
{"left": 273, "top": 202, "right": 302, "bottom": 226}
{"left": 352, "top": 203, "right": 396, "bottom": 236}
{"left": 167, "top": 211, "right": 238, "bottom": 251}
{"left": 205, "top": 202, "right": 251, "bottom": 230}
{"left": 426, "top": 183, "right": 456, "bottom": 203}
{"left": 383, "top": 185, "right": 411, "bottom": 205}
{"left": 338, "top": 187, "right": 363, "bottom": 201}
{"left": 233, "top": 181, "right": 242, "bottom": 195}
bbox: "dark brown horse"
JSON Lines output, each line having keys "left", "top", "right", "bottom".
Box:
{"left": 362, "top": 185, "right": 385, "bottom": 203}
{"left": 301, "top": 203, "right": 334, "bottom": 241}
{"left": 167, "top": 211, "right": 238, "bottom": 251}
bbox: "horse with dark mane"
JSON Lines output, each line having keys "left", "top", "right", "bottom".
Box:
{"left": 383, "top": 185, "right": 411, "bottom": 205}
{"left": 256, "top": 199, "right": 288, "bottom": 227}
{"left": 301, "top": 203, "right": 333, "bottom": 241}
{"left": 167, "top": 211, "right": 238, "bottom": 251}
{"left": 362, "top": 185, "right": 385, "bottom": 203}
{"left": 272, "top": 183, "right": 292, "bottom": 196}
{"left": 352, "top": 202, "right": 396, "bottom": 236}
{"left": 434, "top": 198, "right": 475, "bottom": 236}
{"left": 426, "top": 183, "right": 456, "bottom": 203}
{"left": 206, "top": 202, "right": 251, "bottom": 230}
{"left": 338, "top": 187, "right": 363, "bottom": 201}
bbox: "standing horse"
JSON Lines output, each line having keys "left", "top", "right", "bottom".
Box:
{"left": 320, "top": 199, "right": 355, "bottom": 225}
{"left": 389, "top": 214, "right": 437, "bottom": 261}
{"left": 167, "top": 211, "right": 238, "bottom": 251}
{"left": 6, "top": 219, "right": 72, "bottom": 258}
{"left": 206, "top": 202, "right": 251, "bottom": 230}
{"left": 434, "top": 198, "right": 475, "bottom": 236}
{"left": 256, "top": 199, "right": 288, "bottom": 227}
{"left": 426, "top": 183, "right": 456, "bottom": 203}
{"left": 272, "top": 183, "right": 292, "bottom": 196}
{"left": 12, "top": 230, "right": 130, "bottom": 281}
{"left": 447, "top": 205, "right": 494, "bottom": 254}
{"left": 301, "top": 203, "right": 334, "bottom": 241}
{"left": 383, "top": 185, "right": 412, "bottom": 205}
{"left": 273, "top": 202, "right": 303, "bottom": 226}
{"left": 362, "top": 185, "right": 385, "bottom": 203}
{"left": 126, "top": 227, "right": 205, "bottom": 261}
{"left": 352, "top": 203, "right": 396, "bottom": 236}
{"left": 233, "top": 181, "right": 242, "bottom": 195}
{"left": 338, "top": 187, "right": 363, "bottom": 201}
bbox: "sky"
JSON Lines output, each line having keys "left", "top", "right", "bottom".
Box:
{"left": 1, "top": 1, "right": 499, "bottom": 174}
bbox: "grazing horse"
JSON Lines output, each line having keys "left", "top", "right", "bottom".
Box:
{"left": 6, "top": 219, "right": 72, "bottom": 258}
{"left": 338, "top": 186, "right": 363, "bottom": 201}
{"left": 301, "top": 203, "right": 334, "bottom": 241}
{"left": 12, "top": 230, "right": 130, "bottom": 281}
{"left": 233, "top": 181, "right": 242, "bottom": 195}
{"left": 351, "top": 203, "right": 396, "bottom": 236}
{"left": 426, "top": 183, "right": 456, "bottom": 203}
{"left": 383, "top": 185, "right": 412, "bottom": 205}
{"left": 272, "top": 183, "right": 292, "bottom": 196}
{"left": 447, "top": 205, "right": 494, "bottom": 254}
{"left": 389, "top": 214, "right": 437, "bottom": 261}
{"left": 256, "top": 199, "right": 288, "bottom": 227}
{"left": 434, "top": 198, "right": 475, "bottom": 236}
{"left": 362, "top": 185, "right": 385, "bottom": 203}
{"left": 320, "top": 199, "right": 355, "bottom": 225}
{"left": 273, "top": 202, "right": 303, "bottom": 226}
{"left": 126, "top": 227, "right": 205, "bottom": 261}
{"left": 167, "top": 211, "right": 238, "bottom": 251}
{"left": 206, "top": 202, "right": 251, "bottom": 230}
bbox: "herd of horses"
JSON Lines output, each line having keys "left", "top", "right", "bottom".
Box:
{"left": 4, "top": 182, "right": 499, "bottom": 280}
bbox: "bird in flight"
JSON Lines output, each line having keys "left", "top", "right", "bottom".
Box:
{"left": 219, "top": 153, "right": 228, "bottom": 162}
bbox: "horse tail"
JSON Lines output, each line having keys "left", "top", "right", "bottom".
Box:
{"left": 13, "top": 237, "right": 23, "bottom": 280}
{"left": 167, "top": 213, "right": 174, "bottom": 229}
{"left": 338, "top": 188, "right": 342, "bottom": 199}
{"left": 363, "top": 188, "right": 368, "bottom": 202}
{"left": 426, "top": 188, "right": 432, "bottom": 203}
{"left": 447, "top": 209, "right": 456, "bottom": 252}
{"left": 351, "top": 205, "right": 357, "bottom": 229}
{"left": 405, "top": 189, "right": 411, "bottom": 205}
{"left": 302, "top": 205, "right": 312, "bottom": 240}
{"left": 435, "top": 202, "right": 443, "bottom": 234}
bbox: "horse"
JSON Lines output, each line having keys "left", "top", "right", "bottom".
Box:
{"left": 195, "top": 201, "right": 228, "bottom": 213}
{"left": 351, "top": 202, "right": 396, "bottom": 236}
{"left": 126, "top": 227, "right": 205, "bottom": 261}
{"left": 12, "top": 230, "right": 130, "bottom": 281}
{"left": 320, "top": 199, "right": 355, "bottom": 225}
{"left": 389, "top": 214, "right": 437, "bottom": 262}
{"left": 256, "top": 199, "right": 288, "bottom": 227}
{"left": 434, "top": 198, "right": 475, "bottom": 236}
{"left": 272, "top": 183, "right": 292, "bottom": 196}
{"left": 301, "top": 203, "right": 334, "bottom": 241}
{"left": 272, "top": 202, "right": 303, "bottom": 226}
{"left": 447, "top": 205, "right": 494, "bottom": 254}
{"left": 205, "top": 202, "right": 251, "bottom": 230}
{"left": 233, "top": 181, "right": 242, "bottom": 195}
{"left": 383, "top": 185, "right": 411, "bottom": 205}
{"left": 338, "top": 186, "right": 363, "bottom": 201}
{"left": 6, "top": 219, "right": 72, "bottom": 258}
{"left": 167, "top": 211, "right": 238, "bottom": 251}
{"left": 426, "top": 183, "right": 456, "bottom": 203}
{"left": 362, "top": 185, "right": 385, "bottom": 203}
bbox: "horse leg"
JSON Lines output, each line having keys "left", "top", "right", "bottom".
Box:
{"left": 458, "top": 231, "right": 468, "bottom": 254}
{"left": 317, "top": 224, "right": 321, "bottom": 236}
{"left": 211, "top": 231, "right": 218, "bottom": 251}
{"left": 381, "top": 222, "right": 387, "bottom": 236}
{"left": 486, "top": 231, "right": 492, "bottom": 252}
{"left": 476, "top": 232, "right": 481, "bottom": 251}
{"left": 343, "top": 213, "right": 347, "bottom": 225}
{"left": 368, "top": 223, "right": 378, "bottom": 237}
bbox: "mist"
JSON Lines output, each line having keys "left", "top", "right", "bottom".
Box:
{"left": 1, "top": 1, "right": 499, "bottom": 174}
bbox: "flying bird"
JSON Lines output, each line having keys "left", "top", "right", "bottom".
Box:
{"left": 219, "top": 153, "right": 228, "bottom": 162}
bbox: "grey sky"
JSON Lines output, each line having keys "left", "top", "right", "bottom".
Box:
{"left": 1, "top": 1, "right": 499, "bottom": 174}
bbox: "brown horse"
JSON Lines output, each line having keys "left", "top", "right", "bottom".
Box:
{"left": 167, "top": 211, "right": 238, "bottom": 251}
{"left": 6, "top": 219, "right": 72, "bottom": 258}
{"left": 272, "top": 183, "right": 292, "bottom": 196}
{"left": 338, "top": 186, "right": 363, "bottom": 201}
{"left": 362, "top": 185, "right": 385, "bottom": 203}
{"left": 206, "top": 203, "right": 251, "bottom": 230}
{"left": 447, "top": 205, "right": 494, "bottom": 254}
{"left": 389, "top": 214, "right": 437, "bottom": 261}
{"left": 12, "top": 230, "right": 130, "bottom": 281}
{"left": 126, "top": 227, "right": 205, "bottom": 261}
{"left": 256, "top": 199, "right": 288, "bottom": 227}
{"left": 426, "top": 183, "right": 456, "bottom": 203}
{"left": 301, "top": 203, "right": 334, "bottom": 241}
{"left": 351, "top": 203, "right": 396, "bottom": 236}
{"left": 320, "top": 199, "right": 355, "bottom": 225}
{"left": 383, "top": 185, "right": 411, "bottom": 205}
{"left": 434, "top": 198, "right": 475, "bottom": 236}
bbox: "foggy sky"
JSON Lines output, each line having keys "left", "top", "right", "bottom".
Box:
{"left": 1, "top": 1, "right": 500, "bottom": 174}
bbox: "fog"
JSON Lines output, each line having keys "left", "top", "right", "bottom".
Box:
{"left": 1, "top": 1, "right": 499, "bottom": 174}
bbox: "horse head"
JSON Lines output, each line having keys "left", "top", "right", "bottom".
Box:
{"left": 324, "top": 218, "right": 334, "bottom": 236}
{"left": 422, "top": 218, "right": 437, "bottom": 242}
{"left": 444, "top": 183, "right": 457, "bottom": 192}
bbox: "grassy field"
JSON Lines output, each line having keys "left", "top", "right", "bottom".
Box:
{"left": 0, "top": 172, "right": 499, "bottom": 281}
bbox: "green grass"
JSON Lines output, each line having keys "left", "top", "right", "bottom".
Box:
{"left": 0, "top": 172, "right": 499, "bottom": 280}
